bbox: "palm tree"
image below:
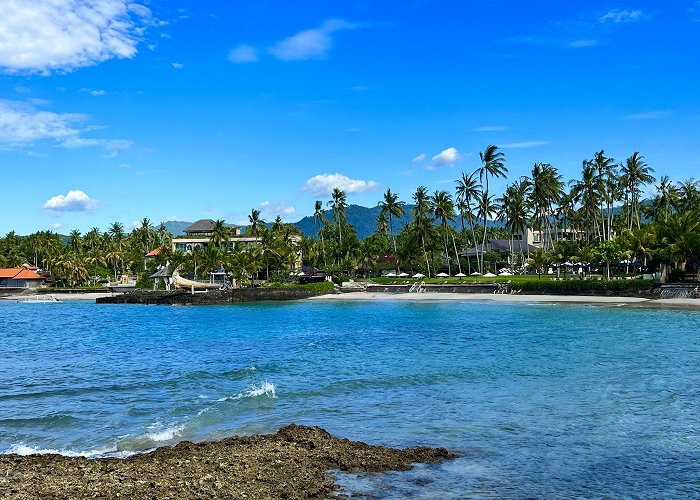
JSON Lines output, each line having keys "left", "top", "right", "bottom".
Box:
{"left": 246, "top": 209, "right": 265, "bottom": 238}
{"left": 313, "top": 200, "right": 328, "bottom": 267}
{"left": 430, "top": 190, "right": 461, "bottom": 275}
{"left": 527, "top": 163, "right": 564, "bottom": 250}
{"left": 108, "top": 222, "right": 125, "bottom": 243}
{"left": 69, "top": 230, "right": 82, "bottom": 254}
{"left": 475, "top": 145, "right": 507, "bottom": 271}
{"left": 328, "top": 188, "right": 348, "bottom": 251}
{"left": 619, "top": 152, "right": 655, "bottom": 230}
{"left": 412, "top": 186, "right": 434, "bottom": 276}
{"left": 455, "top": 171, "right": 481, "bottom": 252}
{"left": 498, "top": 179, "right": 530, "bottom": 265}
{"left": 210, "top": 219, "right": 230, "bottom": 249}
{"left": 570, "top": 160, "right": 603, "bottom": 242}
{"left": 377, "top": 188, "right": 406, "bottom": 272}
{"left": 476, "top": 191, "right": 498, "bottom": 272}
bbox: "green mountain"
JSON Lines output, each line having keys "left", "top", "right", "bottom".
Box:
{"left": 162, "top": 204, "right": 504, "bottom": 240}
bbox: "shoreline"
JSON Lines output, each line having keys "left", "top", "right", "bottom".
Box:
{"left": 0, "top": 424, "right": 454, "bottom": 499}
{"left": 309, "top": 291, "right": 700, "bottom": 309}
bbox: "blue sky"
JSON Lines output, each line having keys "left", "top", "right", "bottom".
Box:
{"left": 1, "top": 0, "right": 699, "bottom": 234}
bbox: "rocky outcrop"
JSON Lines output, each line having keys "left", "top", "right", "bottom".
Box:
{"left": 0, "top": 424, "right": 455, "bottom": 499}
{"left": 96, "top": 287, "right": 334, "bottom": 305}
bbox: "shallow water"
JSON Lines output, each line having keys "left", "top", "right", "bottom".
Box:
{"left": 1, "top": 299, "right": 699, "bottom": 497}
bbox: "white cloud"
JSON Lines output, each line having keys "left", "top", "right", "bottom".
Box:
{"left": 171, "top": 62, "right": 184, "bottom": 70}
{"left": 412, "top": 153, "right": 426, "bottom": 163}
{"left": 259, "top": 201, "right": 296, "bottom": 220}
{"left": 302, "top": 173, "right": 378, "bottom": 196}
{"left": 269, "top": 19, "right": 354, "bottom": 61}
{"left": 80, "top": 88, "right": 107, "bottom": 96}
{"left": 599, "top": 9, "right": 643, "bottom": 23}
{"left": 0, "top": 99, "right": 85, "bottom": 144}
{"left": 474, "top": 125, "right": 507, "bottom": 132}
{"left": 52, "top": 223, "right": 62, "bottom": 230}
{"left": 0, "top": 99, "right": 131, "bottom": 149}
{"left": 430, "top": 147, "right": 459, "bottom": 168}
{"left": 0, "top": 0, "right": 152, "bottom": 74}
{"left": 228, "top": 44, "right": 259, "bottom": 63}
{"left": 568, "top": 39, "right": 599, "bottom": 48}
{"left": 43, "top": 190, "right": 98, "bottom": 213}
{"left": 627, "top": 111, "right": 669, "bottom": 120}
{"left": 500, "top": 141, "right": 550, "bottom": 149}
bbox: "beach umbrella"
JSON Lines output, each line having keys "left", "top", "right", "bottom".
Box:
{"left": 483, "top": 272, "right": 497, "bottom": 277}
{"left": 470, "top": 271, "right": 482, "bottom": 276}
{"left": 436, "top": 272, "right": 449, "bottom": 277}
{"left": 412, "top": 273, "right": 425, "bottom": 278}
{"left": 385, "top": 272, "right": 397, "bottom": 277}
{"left": 455, "top": 272, "right": 467, "bottom": 277}
{"left": 398, "top": 272, "right": 410, "bottom": 277}
{"left": 499, "top": 270, "right": 513, "bottom": 276}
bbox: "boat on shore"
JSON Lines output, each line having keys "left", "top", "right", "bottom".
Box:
{"left": 105, "top": 276, "right": 137, "bottom": 293}
{"left": 15, "top": 294, "right": 61, "bottom": 303}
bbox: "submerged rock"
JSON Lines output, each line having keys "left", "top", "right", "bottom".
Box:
{"left": 0, "top": 424, "right": 455, "bottom": 499}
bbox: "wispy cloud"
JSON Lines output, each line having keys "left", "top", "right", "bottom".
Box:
{"left": 0, "top": 99, "right": 131, "bottom": 151}
{"left": 259, "top": 201, "right": 296, "bottom": 220}
{"left": 412, "top": 153, "right": 426, "bottom": 163}
{"left": 599, "top": 9, "right": 644, "bottom": 24}
{"left": 0, "top": 99, "right": 84, "bottom": 145}
{"left": 474, "top": 125, "right": 508, "bottom": 132}
{"left": 568, "top": 39, "right": 599, "bottom": 48}
{"left": 302, "top": 173, "right": 378, "bottom": 196}
{"left": 80, "top": 88, "right": 108, "bottom": 96}
{"left": 500, "top": 141, "right": 550, "bottom": 149}
{"left": 269, "top": 19, "right": 355, "bottom": 61}
{"left": 171, "top": 62, "right": 184, "bottom": 70}
{"left": 43, "top": 190, "right": 98, "bottom": 213}
{"left": 0, "top": 0, "right": 152, "bottom": 75}
{"left": 627, "top": 111, "right": 670, "bottom": 120}
{"left": 228, "top": 44, "right": 259, "bottom": 63}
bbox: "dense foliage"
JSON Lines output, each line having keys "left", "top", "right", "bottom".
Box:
{"left": 2, "top": 145, "right": 699, "bottom": 287}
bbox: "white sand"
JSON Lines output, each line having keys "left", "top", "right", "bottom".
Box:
{"left": 310, "top": 292, "right": 700, "bottom": 309}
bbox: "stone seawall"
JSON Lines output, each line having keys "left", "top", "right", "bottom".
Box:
{"left": 97, "top": 288, "right": 333, "bottom": 305}
{"left": 365, "top": 283, "right": 500, "bottom": 294}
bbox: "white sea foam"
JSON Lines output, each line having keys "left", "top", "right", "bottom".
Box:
{"left": 5, "top": 443, "right": 130, "bottom": 459}
{"left": 143, "top": 424, "right": 185, "bottom": 442}
{"left": 216, "top": 381, "right": 277, "bottom": 402}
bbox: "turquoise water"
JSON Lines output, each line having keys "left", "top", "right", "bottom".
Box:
{"left": 1, "top": 299, "right": 699, "bottom": 498}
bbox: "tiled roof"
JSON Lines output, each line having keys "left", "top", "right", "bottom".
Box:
{"left": 145, "top": 248, "right": 162, "bottom": 257}
{"left": 0, "top": 268, "right": 44, "bottom": 280}
{"left": 184, "top": 219, "right": 216, "bottom": 233}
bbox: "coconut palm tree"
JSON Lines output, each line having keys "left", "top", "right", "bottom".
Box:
{"left": 377, "top": 188, "right": 406, "bottom": 271}
{"left": 246, "top": 209, "right": 265, "bottom": 238}
{"left": 430, "top": 190, "right": 461, "bottom": 275}
{"left": 570, "top": 160, "right": 603, "bottom": 242}
{"left": 210, "top": 219, "right": 230, "bottom": 249}
{"left": 455, "top": 171, "right": 482, "bottom": 252}
{"left": 412, "top": 186, "right": 434, "bottom": 276}
{"left": 313, "top": 200, "right": 328, "bottom": 267}
{"left": 475, "top": 145, "right": 507, "bottom": 271}
{"left": 619, "top": 152, "right": 655, "bottom": 230}
{"left": 328, "top": 188, "right": 348, "bottom": 250}
{"left": 527, "top": 163, "right": 564, "bottom": 250}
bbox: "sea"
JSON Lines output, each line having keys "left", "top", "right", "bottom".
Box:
{"left": 1, "top": 298, "right": 699, "bottom": 498}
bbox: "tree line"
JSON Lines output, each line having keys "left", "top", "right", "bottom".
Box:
{"left": 1, "top": 145, "right": 699, "bottom": 286}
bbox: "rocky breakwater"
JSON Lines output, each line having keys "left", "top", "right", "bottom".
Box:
{"left": 0, "top": 424, "right": 455, "bottom": 499}
{"left": 97, "top": 287, "right": 335, "bottom": 305}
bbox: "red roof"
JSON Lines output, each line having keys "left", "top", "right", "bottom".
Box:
{"left": 0, "top": 268, "right": 44, "bottom": 280}
{"left": 145, "top": 248, "right": 162, "bottom": 257}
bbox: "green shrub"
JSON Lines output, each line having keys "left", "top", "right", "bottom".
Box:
{"left": 266, "top": 281, "right": 335, "bottom": 293}
{"left": 514, "top": 279, "right": 655, "bottom": 295}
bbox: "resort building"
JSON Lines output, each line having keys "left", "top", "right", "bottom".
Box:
{"left": 171, "top": 219, "right": 302, "bottom": 266}
{"left": 514, "top": 227, "right": 584, "bottom": 248}
{"left": 0, "top": 268, "right": 45, "bottom": 288}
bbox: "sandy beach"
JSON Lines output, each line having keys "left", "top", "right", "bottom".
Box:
{"left": 310, "top": 291, "right": 700, "bottom": 309}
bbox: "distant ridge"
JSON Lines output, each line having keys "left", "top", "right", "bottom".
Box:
{"left": 162, "top": 204, "right": 505, "bottom": 240}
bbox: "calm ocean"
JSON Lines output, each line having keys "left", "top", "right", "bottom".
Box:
{"left": 1, "top": 299, "right": 699, "bottom": 498}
